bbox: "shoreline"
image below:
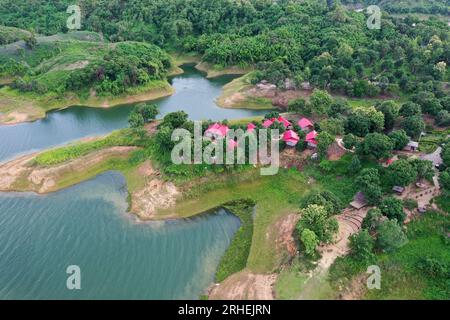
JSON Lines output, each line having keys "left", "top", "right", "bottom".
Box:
{"left": 0, "top": 81, "right": 175, "bottom": 125}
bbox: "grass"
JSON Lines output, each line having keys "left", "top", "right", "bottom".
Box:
{"left": 274, "top": 265, "right": 309, "bottom": 300}
{"left": 33, "top": 129, "right": 142, "bottom": 166}
{"left": 329, "top": 212, "right": 450, "bottom": 300}
{"left": 215, "top": 199, "right": 256, "bottom": 282}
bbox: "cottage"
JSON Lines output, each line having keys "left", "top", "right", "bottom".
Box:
{"left": 305, "top": 130, "right": 318, "bottom": 148}
{"left": 262, "top": 118, "right": 275, "bottom": 128}
{"left": 298, "top": 118, "right": 314, "bottom": 131}
{"left": 205, "top": 123, "right": 229, "bottom": 139}
{"left": 283, "top": 130, "right": 300, "bottom": 147}
{"left": 350, "top": 192, "right": 368, "bottom": 210}
{"left": 392, "top": 186, "right": 405, "bottom": 195}
{"left": 277, "top": 116, "right": 292, "bottom": 128}
{"left": 247, "top": 122, "right": 256, "bottom": 133}
{"left": 404, "top": 141, "right": 419, "bottom": 152}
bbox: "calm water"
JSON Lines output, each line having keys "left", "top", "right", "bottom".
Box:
{"left": 0, "top": 172, "right": 241, "bottom": 299}
{"left": 0, "top": 64, "right": 266, "bottom": 162}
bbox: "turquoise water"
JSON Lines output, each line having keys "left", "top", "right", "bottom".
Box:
{"left": 0, "top": 172, "right": 241, "bottom": 299}
{"left": 0, "top": 64, "right": 266, "bottom": 162}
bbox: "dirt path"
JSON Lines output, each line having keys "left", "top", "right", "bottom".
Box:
{"left": 209, "top": 271, "right": 277, "bottom": 300}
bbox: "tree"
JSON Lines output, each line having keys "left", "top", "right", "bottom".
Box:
{"left": 288, "top": 98, "right": 309, "bottom": 114}
{"left": 439, "top": 168, "right": 450, "bottom": 191}
{"left": 357, "top": 133, "right": 393, "bottom": 160}
{"left": 343, "top": 133, "right": 357, "bottom": 150}
{"left": 402, "top": 115, "right": 425, "bottom": 139}
{"left": 161, "top": 111, "right": 188, "bottom": 128}
{"left": 155, "top": 125, "right": 175, "bottom": 151}
{"left": 128, "top": 111, "right": 145, "bottom": 128}
{"left": 25, "top": 34, "right": 37, "bottom": 49}
{"left": 309, "top": 89, "right": 333, "bottom": 115}
{"left": 376, "top": 219, "right": 408, "bottom": 253}
{"left": 300, "top": 190, "right": 343, "bottom": 216}
{"left": 389, "top": 130, "right": 409, "bottom": 150}
{"left": 316, "top": 131, "right": 334, "bottom": 159}
{"left": 362, "top": 208, "right": 384, "bottom": 232}
{"left": 376, "top": 101, "right": 400, "bottom": 130}
{"left": 356, "top": 168, "right": 382, "bottom": 205}
{"left": 435, "top": 110, "right": 450, "bottom": 127}
{"left": 400, "top": 102, "right": 422, "bottom": 117}
{"left": 379, "top": 197, "right": 406, "bottom": 224}
{"left": 300, "top": 229, "right": 319, "bottom": 257}
{"left": 348, "top": 155, "right": 361, "bottom": 174}
{"left": 135, "top": 103, "right": 159, "bottom": 123}
{"left": 387, "top": 159, "right": 417, "bottom": 187}
{"left": 409, "top": 159, "right": 434, "bottom": 181}
{"left": 296, "top": 204, "right": 339, "bottom": 244}
{"left": 349, "top": 230, "right": 375, "bottom": 262}
{"left": 347, "top": 107, "right": 384, "bottom": 137}
{"left": 319, "top": 118, "right": 345, "bottom": 136}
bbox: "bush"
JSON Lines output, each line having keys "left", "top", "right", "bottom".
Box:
{"left": 379, "top": 197, "right": 406, "bottom": 224}
{"left": 376, "top": 219, "right": 408, "bottom": 253}
{"left": 349, "top": 229, "right": 375, "bottom": 262}
{"left": 296, "top": 204, "right": 339, "bottom": 244}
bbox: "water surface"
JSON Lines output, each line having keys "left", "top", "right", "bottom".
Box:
{"left": 0, "top": 172, "right": 241, "bottom": 299}
{"left": 0, "top": 64, "right": 266, "bottom": 162}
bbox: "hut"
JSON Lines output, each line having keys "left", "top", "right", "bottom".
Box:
{"left": 350, "top": 192, "right": 368, "bottom": 210}
{"left": 298, "top": 118, "right": 314, "bottom": 132}
{"left": 262, "top": 118, "right": 275, "bottom": 128}
{"left": 205, "top": 123, "right": 229, "bottom": 139}
{"left": 392, "top": 186, "right": 405, "bottom": 195}
{"left": 305, "top": 130, "right": 318, "bottom": 148}
{"left": 283, "top": 130, "right": 300, "bottom": 147}
{"left": 404, "top": 141, "right": 419, "bottom": 152}
{"left": 277, "top": 116, "right": 292, "bottom": 128}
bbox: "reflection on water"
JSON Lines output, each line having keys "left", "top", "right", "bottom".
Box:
{"left": 0, "top": 64, "right": 267, "bottom": 162}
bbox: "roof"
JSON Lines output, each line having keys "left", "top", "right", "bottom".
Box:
{"left": 407, "top": 141, "right": 419, "bottom": 148}
{"left": 277, "top": 116, "right": 292, "bottom": 128}
{"left": 305, "top": 130, "right": 318, "bottom": 142}
{"left": 206, "top": 123, "right": 229, "bottom": 137}
{"left": 262, "top": 118, "right": 275, "bottom": 128}
{"left": 298, "top": 118, "right": 314, "bottom": 129}
{"left": 392, "top": 186, "right": 405, "bottom": 193}
{"left": 283, "top": 130, "right": 300, "bottom": 144}
{"left": 350, "top": 191, "right": 368, "bottom": 209}
{"left": 247, "top": 122, "right": 256, "bottom": 132}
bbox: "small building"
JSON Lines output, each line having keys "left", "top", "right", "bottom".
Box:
{"left": 392, "top": 186, "right": 405, "bottom": 195}
{"left": 277, "top": 116, "right": 292, "bottom": 128}
{"left": 262, "top": 118, "right": 275, "bottom": 128}
{"left": 417, "top": 207, "right": 427, "bottom": 214}
{"left": 298, "top": 118, "right": 314, "bottom": 132}
{"left": 350, "top": 192, "right": 368, "bottom": 210}
{"left": 283, "top": 130, "right": 300, "bottom": 147}
{"left": 305, "top": 130, "right": 318, "bottom": 148}
{"left": 404, "top": 141, "right": 419, "bottom": 152}
{"left": 247, "top": 122, "right": 256, "bottom": 133}
{"left": 205, "top": 123, "right": 229, "bottom": 139}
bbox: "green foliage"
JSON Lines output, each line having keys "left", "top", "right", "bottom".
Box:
{"left": 387, "top": 159, "right": 417, "bottom": 187}
{"left": 216, "top": 199, "right": 255, "bottom": 282}
{"left": 357, "top": 133, "right": 393, "bottom": 160}
{"left": 300, "top": 229, "right": 319, "bottom": 257}
{"left": 440, "top": 168, "right": 450, "bottom": 191}
{"left": 376, "top": 100, "right": 400, "bottom": 130}
{"left": 319, "top": 117, "right": 345, "bottom": 136}
{"left": 296, "top": 204, "right": 339, "bottom": 245}
{"left": 309, "top": 89, "right": 333, "bottom": 116}
{"left": 343, "top": 133, "right": 357, "bottom": 150}
{"left": 300, "top": 190, "right": 343, "bottom": 216}
{"left": 316, "top": 131, "right": 335, "bottom": 159}
{"left": 362, "top": 208, "right": 384, "bottom": 232}
{"left": 128, "top": 111, "right": 145, "bottom": 128}
{"left": 389, "top": 130, "right": 409, "bottom": 150}
{"left": 402, "top": 115, "right": 425, "bottom": 139}
{"left": 400, "top": 102, "right": 422, "bottom": 118}
{"left": 348, "top": 155, "right": 361, "bottom": 174}
{"left": 346, "top": 107, "right": 385, "bottom": 137}
{"left": 379, "top": 197, "right": 406, "bottom": 224}
{"left": 349, "top": 229, "right": 375, "bottom": 262}
{"left": 34, "top": 129, "right": 142, "bottom": 166}
{"left": 356, "top": 168, "right": 382, "bottom": 205}
{"left": 376, "top": 219, "right": 408, "bottom": 253}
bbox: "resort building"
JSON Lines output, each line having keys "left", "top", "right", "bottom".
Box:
{"left": 305, "top": 130, "right": 318, "bottom": 148}
{"left": 350, "top": 192, "right": 368, "bottom": 210}
{"left": 283, "top": 130, "right": 300, "bottom": 147}
{"left": 205, "top": 123, "right": 229, "bottom": 139}
{"left": 298, "top": 118, "right": 314, "bottom": 131}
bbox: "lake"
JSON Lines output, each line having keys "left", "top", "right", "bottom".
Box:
{"left": 0, "top": 64, "right": 266, "bottom": 163}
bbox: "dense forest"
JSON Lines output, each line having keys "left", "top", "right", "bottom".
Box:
{"left": 0, "top": 0, "right": 448, "bottom": 99}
